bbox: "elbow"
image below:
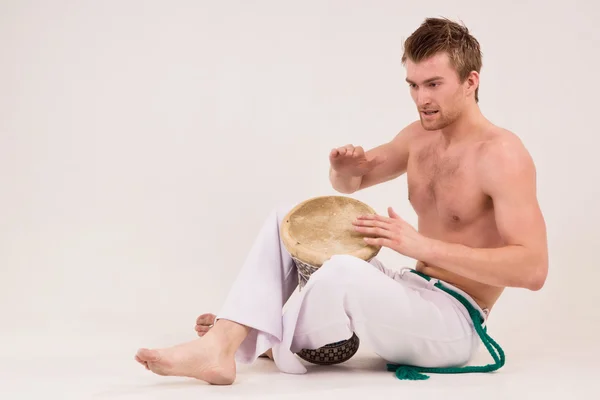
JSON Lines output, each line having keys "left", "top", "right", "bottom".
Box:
{"left": 528, "top": 276, "right": 545, "bottom": 291}
{"left": 527, "top": 258, "right": 548, "bottom": 291}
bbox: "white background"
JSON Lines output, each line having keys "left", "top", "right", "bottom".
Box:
{"left": 0, "top": 0, "right": 598, "bottom": 392}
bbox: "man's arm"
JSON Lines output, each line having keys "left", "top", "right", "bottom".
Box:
{"left": 423, "top": 136, "right": 548, "bottom": 290}
{"left": 329, "top": 122, "right": 418, "bottom": 193}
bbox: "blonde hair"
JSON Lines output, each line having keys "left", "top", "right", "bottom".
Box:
{"left": 402, "top": 18, "right": 483, "bottom": 102}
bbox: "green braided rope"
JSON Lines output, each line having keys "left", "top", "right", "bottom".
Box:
{"left": 386, "top": 270, "right": 506, "bottom": 380}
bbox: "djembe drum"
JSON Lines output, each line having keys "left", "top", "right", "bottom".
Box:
{"left": 280, "top": 195, "right": 381, "bottom": 365}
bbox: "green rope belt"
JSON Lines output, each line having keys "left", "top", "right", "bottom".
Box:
{"left": 386, "top": 269, "right": 506, "bottom": 381}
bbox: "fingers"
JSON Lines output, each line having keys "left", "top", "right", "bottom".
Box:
{"left": 344, "top": 144, "right": 356, "bottom": 156}
{"left": 330, "top": 145, "right": 363, "bottom": 158}
{"left": 363, "top": 237, "right": 394, "bottom": 247}
{"left": 195, "top": 313, "right": 216, "bottom": 337}
{"left": 388, "top": 207, "right": 403, "bottom": 220}
{"left": 353, "top": 217, "right": 397, "bottom": 242}
{"left": 352, "top": 218, "right": 391, "bottom": 229}
{"left": 196, "top": 313, "right": 216, "bottom": 326}
{"left": 195, "top": 325, "right": 212, "bottom": 336}
{"left": 353, "top": 224, "right": 396, "bottom": 240}
{"left": 356, "top": 214, "right": 394, "bottom": 224}
{"left": 331, "top": 145, "right": 352, "bottom": 157}
{"left": 352, "top": 146, "right": 364, "bottom": 158}
{"left": 357, "top": 210, "right": 405, "bottom": 225}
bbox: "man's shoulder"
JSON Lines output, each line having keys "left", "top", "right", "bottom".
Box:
{"left": 476, "top": 126, "right": 536, "bottom": 187}
{"left": 390, "top": 120, "right": 427, "bottom": 148}
{"left": 394, "top": 120, "right": 423, "bottom": 138}
{"left": 478, "top": 126, "right": 532, "bottom": 165}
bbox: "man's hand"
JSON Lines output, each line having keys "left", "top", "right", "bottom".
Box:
{"left": 330, "top": 144, "right": 385, "bottom": 177}
{"left": 195, "top": 313, "right": 216, "bottom": 337}
{"left": 353, "top": 207, "right": 431, "bottom": 260}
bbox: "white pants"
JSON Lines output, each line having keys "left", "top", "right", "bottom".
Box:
{"left": 216, "top": 203, "right": 487, "bottom": 374}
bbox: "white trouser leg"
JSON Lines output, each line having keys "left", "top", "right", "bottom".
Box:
{"left": 276, "top": 255, "right": 481, "bottom": 374}
{"left": 216, "top": 203, "right": 299, "bottom": 366}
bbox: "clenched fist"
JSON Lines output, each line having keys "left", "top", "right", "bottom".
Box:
{"left": 329, "top": 144, "right": 385, "bottom": 177}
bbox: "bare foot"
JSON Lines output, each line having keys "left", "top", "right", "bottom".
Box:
{"left": 136, "top": 320, "right": 249, "bottom": 385}
{"left": 195, "top": 313, "right": 274, "bottom": 361}
{"left": 135, "top": 337, "right": 234, "bottom": 384}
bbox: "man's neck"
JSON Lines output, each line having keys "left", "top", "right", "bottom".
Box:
{"left": 439, "top": 104, "right": 490, "bottom": 146}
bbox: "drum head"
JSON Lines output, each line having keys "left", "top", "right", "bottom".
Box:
{"left": 281, "top": 196, "right": 381, "bottom": 267}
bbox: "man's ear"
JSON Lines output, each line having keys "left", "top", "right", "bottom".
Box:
{"left": 465, "top": 71, "right": 479, "bottom": 97}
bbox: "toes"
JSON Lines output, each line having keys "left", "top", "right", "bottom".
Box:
{"left": 136, "top": 348, "right": 161, "bottom": 363}
{"left": 196, "top": 313, "right": 216, "bottom": 325}
{"left": 135, "top": 354, "right": 150, "bottom": 370}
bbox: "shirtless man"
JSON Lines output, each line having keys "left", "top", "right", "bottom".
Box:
{"left": 135, "top": 17, "right": 548, "bottom": 384}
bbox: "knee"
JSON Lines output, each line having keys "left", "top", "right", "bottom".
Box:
{"left": 301, "top": 255, "right": 375, "bottom": 309}
{"left": 308, "top": 255, "right": 373, "bottom": 287}
{"left": 325, "top": 254, "right": 373, "bottom": 271}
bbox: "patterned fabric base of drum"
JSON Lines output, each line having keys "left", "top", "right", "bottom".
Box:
{"left": 292, "top": 257, "right": 360, "bottom": 365}
{"left": 296, "top": 333, "right": 360, "bottom": 365}
{"left": 294, "top": 257, "right": 319, "bottom": 289}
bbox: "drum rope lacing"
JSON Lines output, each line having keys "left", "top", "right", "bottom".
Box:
{"left": 386, "top": 269, "right": 506, "bottom": 381}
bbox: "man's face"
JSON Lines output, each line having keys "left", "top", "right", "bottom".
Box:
{"left": 405, "top": 52, "right": 469, "bottom": 131}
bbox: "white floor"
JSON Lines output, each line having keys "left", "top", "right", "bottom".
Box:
{"left": 1, "top": 334, "right": 596, "bottom": 400}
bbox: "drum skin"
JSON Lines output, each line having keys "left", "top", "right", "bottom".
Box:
{"left": 281, "top": 195, "right": 381, "bottom": 268}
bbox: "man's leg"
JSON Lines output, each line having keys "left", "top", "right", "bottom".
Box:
{"left": 277, "top": 255, "right": 481, "bottom": 371}
{"left": 135, "top": 203, "right": 298, "bottom": 384}
{"left": 175, "top": 254, "right": 480, "bottom": 377}
{"left": 195, "top": 313, "right": 274, "bottom": 360}
{"left": 213, "top": 202, "right": 300, "bottom": 365}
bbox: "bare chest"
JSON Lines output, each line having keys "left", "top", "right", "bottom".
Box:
{"left": 407, "top": 144, "right": 492, "bottom": 227}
